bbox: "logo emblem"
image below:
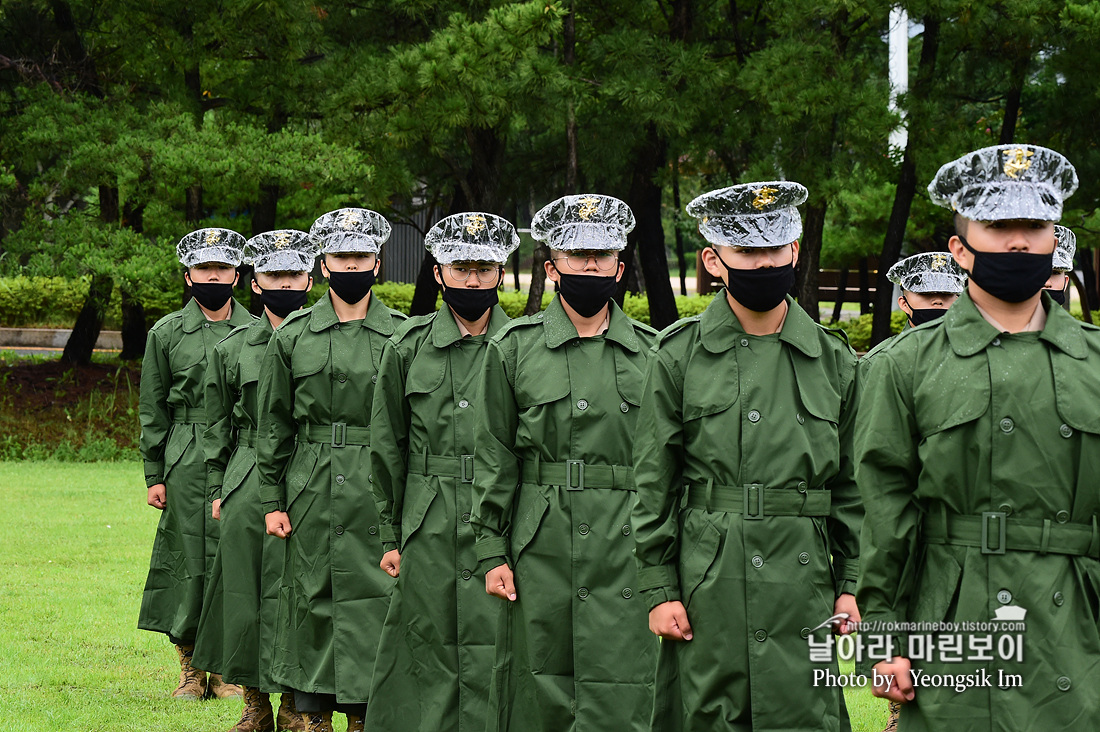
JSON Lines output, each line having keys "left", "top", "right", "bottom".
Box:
{"left": 204, "top": 230, "right": 222, "bottom": 245}
{"left": 577, "top": 197, "right": 600, "bottom": 221}
{"left": 752, "top": 187, "right": 779, "bottom": 210}
{"left": 465, "top": 214, "right": 487, "bottom": 236}
{"left": 337, "top": 210, "right": 361, "bottom": 229}
{"left": 1002, "top": 148, "right": 1034, "bottom": 179}
{"left": 272, "top": 231, "right": 293, "bottom": 249}
{"left": 930, "top": 253, "right": 948, "bottom": 270}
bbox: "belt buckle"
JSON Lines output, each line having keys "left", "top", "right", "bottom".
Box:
{"left": 566, "top": 460, "right": 585, "bottom": 491}
{"left": 980, "top": 511, "right": 1006, "bottom": 554}
{"left": 743, "top": 483, "right": 764, "bottom": 520}
{"left": 331, "top": 422, "right": 346, "bottom": 448}
{"left": 460, "top": 455, "right": 475, "bottom": 483}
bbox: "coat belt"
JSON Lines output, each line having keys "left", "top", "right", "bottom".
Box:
{"left": 170, "top": 406, "right": 206, "bottom": 424}
{"left": 685, "top": 481, "right": 831, "bottom": 517}
{"left": 236, "top": 428, "right": 257, "bottom": 448}
{"left": 924, "top": 511, "right": 1100, "bottom": 558}
{"left": 407, "top": 452, "right": 476, "bottom": 483}
{"left": 297, "top": 423, "right": 370, "bottom": 447}
{"left": 521, "top": 460, "right": 635, "bottom": 490}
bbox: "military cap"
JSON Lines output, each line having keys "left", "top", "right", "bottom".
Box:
{"left": 1053, "top": 225, "right": 1077, "bottom": 273}
{"left": 886, "top": 252, "right": 966, "bottom": 295}
{"left": 928, "top": 144, "right": 1078, "bottom": 221}
{"left": 244, "top": 230, "right": 320, "bottom": 273}
{"left": 309, "top": 208, "right": 392, "bottom": 255}
{"left": 530, "top": 194, "right": 635, "bottom": 252}
{"left": 425, "top": 212, "right": 520, "bottom": 265}
{"left": 176, "top": 228, "right": 245, "bottom": 267}
{"left": 686, "top": 181, "right": 808, "bottom": 248}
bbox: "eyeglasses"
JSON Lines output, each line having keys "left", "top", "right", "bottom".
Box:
{"left": 552, "top": 252, "right": 618, "bottom": 271}
{"left": 443, "top": 264, "right": 502, "bottom": 284}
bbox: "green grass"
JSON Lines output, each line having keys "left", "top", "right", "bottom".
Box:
{"left": 0, "top": 461, "right": 885, "bottom": 731}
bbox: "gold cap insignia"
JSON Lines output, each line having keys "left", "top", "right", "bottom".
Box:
{"left": 577, "top": 197, "right": 600, "bottom": 221}
{"left": 465, "top": 214, "right": 487, "bottom": 236}
{"left": 337, "top": 210, "right": 361, "bottom": 229}
{"left": 204, "top": 230, "right": 222, "bottom": 245}
{"left": 752, "top": 187, "right": 779, "bottom": 211}
{"left": 1003, "top": 148, "right": 1034, "bottom": 179}
{"left": 272, "top": 231, "right": 293, "bottom": 249}
{"left": 930, "top": 253, "right": 948, "bottom": 269}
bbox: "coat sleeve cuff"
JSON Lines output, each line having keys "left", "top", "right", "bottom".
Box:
{"left": 642, "top": 586, "right": 682, "bottom": 612}
{"left": 260, "top": 482, "right": 285, "bottom": 508}
{"left": 832, "top": 558, "right": 858, "bottom": 596}
{"left": 379, "top": 524, "right": 399, "bottom": 545}
{"left": 636, "top": 564, "right": 679, "bottom": 592}
{"left": 208, "top": 485, "right": 223, "bottom": 502}
{"left": 478, "top": 556, "right": 508, "bottom": 575}
{"left": 144, "top": 461, "right": 164, "bottom": 488}
{"left": 262, "top": 500, "right": 286, "bottom": 514}
{"left": 382, "top": 541, "right": 398, "bottom": 554}
{"left": 475, "top": 537, "right": 508, "bottom": 563}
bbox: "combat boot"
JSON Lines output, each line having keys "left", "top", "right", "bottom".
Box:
{"left": 208, "top": 673, "right": 245, "bottom": 699}
{"left": 227, "top": 686, "right": 275, "bottom": 732}
{"left": 882, "top": 701, "right": 901, "bottom": 732}
{"left": 171, "top": 644, "right": 207, "bottom": 700}
{"left": 345, "top": 712, "right": 364, "bottom": 732}
{"left": 303, "top": 711, "right": 332, "bottom": 732}
{"left": 276, "top": 692, "right": 307, "bottom": 732}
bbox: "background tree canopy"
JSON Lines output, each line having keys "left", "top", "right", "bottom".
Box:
{"left": 2, "top": 0, "right": 1099, "bottom": 360}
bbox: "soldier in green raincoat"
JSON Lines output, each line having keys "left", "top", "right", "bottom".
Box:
{"left": 139, "top": 228, "right": 253, "bottom": 700}
{"left": 632, "top": 182, "right": 863, "bottom": 732}
{"left": 365, "top": 212, "right": 519, "bottom": 732}
{"left": 257, "top": 209, "right": 405, "bottom": 732}
{"left": 857, "top": 145, "right": 1100, "bottom": 731}
{"left": 193, "top": 230, "right": 318, "bottom": 732}
{"left": 1043, "top": 225, "right": 1076, "bottom": 307}
{"left": 471, "top": 194, "right": 658, "bottom": 732}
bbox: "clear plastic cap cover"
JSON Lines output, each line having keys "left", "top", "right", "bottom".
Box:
{"left": 531, "top": 194, "right": 635, "bottom": 252}
{"left": 177, "top": 228, "right": 245, "bottom": 267}
{"left": 244, "top": 230, "right": 319, "bottom": 273}
{"left": 928, "top": 144, "right": 1078, "bottom": 222}
{"left": 309, "top": 208, "right": 392, "bottom": 255}
{"left": 887, "top": 252, "right": 967, "bottom": 294}
{"left": 425, "top": 212, "right": 521, "bottom": 264}
{"left": 1053, "top": 225, "right": 1077, "bottom": 272}
{"left": 686, "top": 181, "right": 808, "bottom": 248}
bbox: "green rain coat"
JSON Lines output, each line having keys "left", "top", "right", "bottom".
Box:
{"left": 632, "top": 293, "right": 862, "bottom": 732}
{"left": 366, "top": 305, "right": 511, "bottom": 732}
{"left": 138, "top": 297, "right": 253, "bottom": 643}
{"left": 471, "top": 295, "right": 659, "bottom": 732}
{"left": 855, "top": 291, "right": 1100, "bottom": 731}
{"left": 193, "top": 313, "right": 286, "bottom": 689}
{"left": 257, "top": 291, "right": 405, "bottom": 704}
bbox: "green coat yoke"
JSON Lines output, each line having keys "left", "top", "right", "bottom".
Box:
{"left": 631, "top": 293, "right": 861, "bottom": 732}
{"left": 138, "top": 298, "right": 253, "bottom": 643}
{"left": 366, "top": 305, "right": 511, "bottom": 732}
{"left": 856, "top": 292, "right": 1100, "bottom": 731}
{"left": 256, "top": 292, "right": 405, "bottom": 704}
{"left": 471, "top": 295, "right": 659, "bottom": 732}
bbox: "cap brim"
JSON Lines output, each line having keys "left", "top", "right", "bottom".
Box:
{"left": 697, "top": 209, "right": 802, "bottom": 248}
{"left": 952, "top": 182, "right": 1063, "bottom": 221}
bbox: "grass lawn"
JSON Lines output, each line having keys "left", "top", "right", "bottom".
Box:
{"left": 0, "top": 461, "right": 886, "bottom": 732}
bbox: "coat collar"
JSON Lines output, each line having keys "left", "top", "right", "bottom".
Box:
{"left": 946, "top": 290, "right": 1087, "bottom": 359}
{"left": 246, "top": 312, "right": 275, "bottom": 345}
{"left": 542, "top": 294, "right": 642, "bottom": 353}
{"left": 181, "top": 297, "right": 252, "bottom": 333}
{"left": 700, "top": 291, "right": 822, "bottom": 358}
{"left": 308, "top": 290, "right": 396, "bottom": 336}
{"left": 431, "top": 304, "right": 510, "bottom": 348}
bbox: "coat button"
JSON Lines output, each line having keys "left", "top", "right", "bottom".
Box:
{"left": 461, "top": 569, "right": 473, "bottom": 580}
{"left": 622, "top": 588, "right": 633, "bottom": 599}
{"left": 796, "top": 413, "right": 805, "bottom": 425}
{"left": 333, "top": 323, "right": 340, "bottom": 330}
{"left": 337, "top": 373, "right": 347, "bottom": 383}
{"left": 740, "top": 338, "right": 749, "bottom": 347}
{"left": 1057, "top": 676, "right": 1071, "bottom": 692}
{"left": 577, "top": 399, "right": 589, "bottom": 410}
{"left": 621, "top": 525, "right": 631, "bottom": 536}
{"left": 754, "top": 630, "right": 767, "bottom": 642}
{"left": 1056, "top": 510, "right": 1070, "bottom": 523}
{"left": 335, "top": 525, "right": 344, "bottom": 535}
{"left": 991, "top": 337, "right": 1000, "bottom": 347}
{"left": 572, "top": 340, "right": 579, "bottom": 347}
{"left": 1059, "top": 424, "right": 1073, "bottom": 438}
{"left": 998, "top": 503, "right": 1013, "bottom": 516}
{"left": 462, "top": 512, "right": 471, "bottom": 523}
{"left": 203, "top": 322, "right": 210, "bottom": 328}
{"left": 371, "top": 374, "right": 377, "bottom": 383}
{"left": 335, "top": 474, "right": 345, "bottom": 485}
{"left": 578, "top": 523, "right": 590, "bottom": 535}
{"left": 1053, "top": 591, "right": 1065, "bottom": 606}
{"left": 578, "top": 587, "right": 589, "bottom": 599}
{"left": 999, "top": 417, "right": 1014, "bottom": 433}
{"left": 368, "top": 474, "right": 373, "bottom": 483}
{"left": 797, "top": 481, "right": 808, "bottom": 493}
{"left": 748, "top": 410, "right": 761, "bottom": 423}
{"left": 800, "top": 627, "right": 811, "bottom": 638}
{"left": 620, "top": 402, "right": 629, "bottom": 413}
{"left": 459, "top": 399, "right": 470, "bottom": 408}
{"left": 798, "top": 552, "right": 809, "bottom": 565}
{"left": 368, "top": 526, "right": 377, "bottom": 535}
{"left": 997, "top": 589, "right": 1012, "bottom": 604}
{"left": 751, "top": 555, "right": 764, "bottom": 568}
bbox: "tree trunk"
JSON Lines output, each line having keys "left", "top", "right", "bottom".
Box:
{"left": 859, "top": 257, "right": 871, "bottom": 315}
{"left": 831, "top": 267, "right": 848, "bottom": 323}
{"left": 525, "top": 244, "right": 551, "bottom": 315}
{"left": 626, "top": 125, "right": 677, "bottom": 329}
{"left": 1079, "top": 249, "right": 1098, "bottom": 313}
{"left": 99, "top": 185, "right": 118, "bottom": 223}
{"left": 409, "top": 254, "right": 440, "bottom": 316}
{"left": 119, "top": 288, "right": 146, "bottom": 360}
{"left": 1069, "top": 271, "right": 1091, "bottom": 324}
{"left": 998, "top": 51, "right": 1029, "bottom": 145}
{"left": 62, "top": 273, "right": 112, "bottom": 365}
{"left": 796, "top": 200, "right": 826, "bottom": 321}
{"left": 185, "top": 185, "right": 203, "bottom": 224}
{"left": 672, "top": 156, "right": 687, "bottom": 296}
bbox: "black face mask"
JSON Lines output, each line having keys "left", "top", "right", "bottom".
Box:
{"left": 903, "top": 297, "right": 949, "bottom": 327}
{"left": 1049, "top": 287, "right": 1067, "bottom": 306}
{"left": 556, "top": 271, "right": 619, "bottom": 318}
{"left": 959, "top": 236, "right": 1052, "bottom": 303}
{"left": 439, "top": 270, "right": 500, "bottom": 322}
{"left": 259, "top": 287, "right": 309, "bottom": 318}
{"left": 190, "top": 281, "right": 234, "bottom": 311}
{"left": 721, "top": 260, "right": 795, "bottom": 313}
{"left": 327, "top": 269, "right": 375, "bottom": 305}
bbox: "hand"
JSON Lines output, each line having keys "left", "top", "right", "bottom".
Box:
{"left": 265, "top": 510, "right": 292, "bottom": 538}
{"left": 833, "top": 593, "right": 860, "bottom": 635}
{"left": 380, "top": 549, "right": 401, "bottom": 577}
{"left": 649, "top": 601, "right": 693, "bottom": 641}
{"left": 872, "top": 657, "right": 914, "bottom": 703}
{"left": 485, "top": 563, "right": 517, "bottom": 601}
{"left": 211, "top": 499, "right": 221, "bottom": 521}
{"left": 147, "top": 484, "right": 167, "bottom": 510}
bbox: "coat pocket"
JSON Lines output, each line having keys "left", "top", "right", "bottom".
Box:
{"left": 510, "top": 484, "right": 550, "bottom": 563}
{"left": 291, "top": 339, "right": 330, "bottom": 379}
{"left": 221, "top": 448, "right": 255, "bottom": 504}
{"left": 909, "top": 546, "right": 963, "bottom": 623}
{"left": 162, "top": 425, "right": 194, "bottom": 480}
{"left": 679, "top": 514, "right": 722, "bottom": 609}
{"left": 285, "top": 443, "right": 321, "bottom": 510}
{"left": 399, "top": 476, "right": 438, "bottom": 551}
